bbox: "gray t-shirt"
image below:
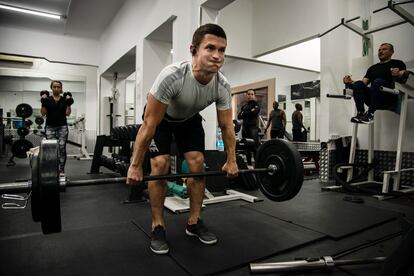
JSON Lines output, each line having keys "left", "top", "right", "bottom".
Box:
{"left": 150, "top": 61, "right": 232, "bottom": 121}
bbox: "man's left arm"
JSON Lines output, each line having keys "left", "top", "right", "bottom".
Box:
{"left": 217, "top": 109, "right": 238, "bottom": 177}
{"left": 391, "top": 60, "right": 407, "bottom": 80}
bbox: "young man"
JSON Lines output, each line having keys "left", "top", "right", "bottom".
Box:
{"left": 126, "top": 24, "right": 238, "bottom": 255}
{"left": 343, "top": 43, "right": 406, "bottom": 124}
{"left": 265, "top": 101, "right": 286, "bottom": 139}
{"left": 41, "top": 81, "right": 74, "bottom": 175}
{"left": 237, "top": 89, "right": 260, "bottom": 165}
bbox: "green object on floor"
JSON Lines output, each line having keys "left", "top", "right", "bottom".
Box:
{"left": 167, "top": 181, "right": 187, "bottom": 198}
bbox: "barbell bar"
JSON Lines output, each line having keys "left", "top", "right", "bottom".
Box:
{"left": 0, "top": 166, "right": 276, "bottom": 192}
{"left": 1, "top": 138, "right": 304, "bottom": 234}
{"left": 250, "top": 256, "right": 387, "bottom": 273}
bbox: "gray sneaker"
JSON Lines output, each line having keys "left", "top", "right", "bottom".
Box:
{"left": 150, "top": 225, "right": 169, "bottom": 254}
{"left": 185, "top": 219, "right": 218, "bottom": 245}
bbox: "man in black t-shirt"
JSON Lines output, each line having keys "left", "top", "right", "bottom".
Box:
{"left": 265, "top": 101, "right": 286, "bottom": 139}
{"left": 237, "top": 89, "right": 260, "bottom": 165}
{"left": 291, "top": 103, "right": 306, "bottom": 142}
{"left": 343, "top": 43, "right": 406, "bottom": 124}
{"left": 40, "top": 80, "right": 74, "bottom": 175}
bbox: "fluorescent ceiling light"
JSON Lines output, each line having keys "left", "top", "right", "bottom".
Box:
{"left": 0, "top": 4, "right": 64, "bottom": 20}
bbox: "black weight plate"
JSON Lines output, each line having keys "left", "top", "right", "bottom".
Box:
{"left": 35, "top": 117, "right": 44, "bottom": 125}
{"left": 15, "top": 103, "right": 33, "bottom": 118}
{"left": 17, "top": 127, "right": 29, "bottom": 137}
{"left": 39, "top": 140, "right": 61, "bottom": 234}
{"left": 255, "top": 139, "right": 303, "bottom": 201}
{"left": 11, "top": 139, "right": 33, "bottom": 158}
{"left": 31, "top": 152, "right": 41, "bottom": 222}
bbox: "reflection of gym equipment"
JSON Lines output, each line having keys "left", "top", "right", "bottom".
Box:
{"left": 67, "top": 117, "right": 92, "bottom": 160}
{"left": 1, "top": 104, "right": 34, "bottom": 166}
{"left": 325, "top": 71, "right": 414, "bottom": 199}
{"left": 34, "top": 117, "right": 44, "bottom": 129}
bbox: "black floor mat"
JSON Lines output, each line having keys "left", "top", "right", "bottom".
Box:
{"left": 0, "top": 222, "right": 186, "bottom": 276}
{"left": 243, "top": 191, "right": 399, "bottom": 240}
{"left": 0, "top": 184, "right": 148, "bottom": 238}
{"left": 133, "top": 205, "right": 325, "bottom": 276}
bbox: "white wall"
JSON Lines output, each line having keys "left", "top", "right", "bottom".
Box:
{"left": 251, "top": 0, "right": 327, "bottom": 56}
{"left": 141, "top": 39, "right": 173, "bottom": 123}
{"left": 0, "top": 26, "right": 100, "bottom": 66}
{"left": 218, "top": 0, "right": 253, "bottom": 57}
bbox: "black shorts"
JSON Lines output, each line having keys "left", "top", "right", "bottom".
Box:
{"left": 149, "top": 113, "right": 205, "bottom": 158}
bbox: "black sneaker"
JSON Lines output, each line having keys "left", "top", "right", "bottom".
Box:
{"left": 185, "top": 219, "right": 217, "bottom": 245}
{"left": 360, "top": 112, "right": 374, "bottom": 124}
{"left": 350, "top": 112, "right": 364, "bottom": 123}
{"left": 150, "top": 225, "right": 169, "bottom": 254}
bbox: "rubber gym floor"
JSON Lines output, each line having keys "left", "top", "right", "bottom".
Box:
{"left": 1, "top": 155, "right": 413, "bottom": 276}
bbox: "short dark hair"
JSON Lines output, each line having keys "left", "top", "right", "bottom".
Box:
{"left": 50, "top": 80, "right": 62, "bottom": 89}
{"left": 191, "top": 23, "right": 227, "bottom": 56}
{"left": 380, "top": 43, "right": 394, "bottom": 52}
{"left": 295, "top": 103, "right": 302, "bottom": 111}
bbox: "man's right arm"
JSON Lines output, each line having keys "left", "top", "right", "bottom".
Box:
{"left": 265, "top": 112, "right": 272, "bottom": 130}
{"left": 281, "top": 111, "right": 287, "bottom": 128}
{"left": 41, "top": 107, "right": 47, "bottom": 116}
{"left": 40, "top": 94, "right": 49, "bottom": 116}
{"left": 127, "top": 95, "right": 167, "bottom": 184}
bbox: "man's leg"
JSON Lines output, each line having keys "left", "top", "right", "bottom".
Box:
{"left": 242, "top": 127, "right": 252, "bottom": 165}
{"left": 148, "top": 154, "right": 170, "bottom": 254}
{"left": 148, "top": 154, "right": 170, "bottom": 228}
{"left": 270, "top": 129, "right": 276, "bottom": 139}
{"left": 350, "top": 81, "right": 370, "bottom": 123}
{"left": 249, "top": 126, "right": 260, "bottom": 163}
{"left": 352, "top": 81, "right": 370, "bottom": 113}
{"left": 368, "top": 78, "right": 397, "bottom": 114}
{"left": 174, "top": 113, "right": 217, "bottom": 245}
{"left": 183, "top": 151, "right": 205, "bottom": 224}
{"left": 183, "top": 151, "right": 217, "bottom": 245}
{"left": 292, "top": 129, "right": 301, "bottom": 141}
{"left": 147, "top": 118, "right": 172, "bottom": 254}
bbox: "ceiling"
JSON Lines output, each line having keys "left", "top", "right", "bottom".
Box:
{"left": 0, "top": 0, "right": 127, "bottom": 39}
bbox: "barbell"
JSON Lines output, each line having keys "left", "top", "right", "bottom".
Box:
{"left": 0, "top": 138, "right": 304, "bottom": 235}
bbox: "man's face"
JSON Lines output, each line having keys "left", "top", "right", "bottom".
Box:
{"left": 194, "top": 34, "right": 226, "bottom": 73}
{"left": 246, "top": 90, "right": 255, "bottom": 100}
{"left": 51, "top": 82, "right": 62, "bottom": 94}
{"left": 378, "top": 44, "right": 393, "bottom": 61}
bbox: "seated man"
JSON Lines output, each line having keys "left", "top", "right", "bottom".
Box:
{"left": 343, "top": 43, "right": 406, "bottom": 124}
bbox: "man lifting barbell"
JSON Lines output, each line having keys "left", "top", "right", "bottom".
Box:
{"left": 126, "top": 23, "right": 236, "bottom": 255}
